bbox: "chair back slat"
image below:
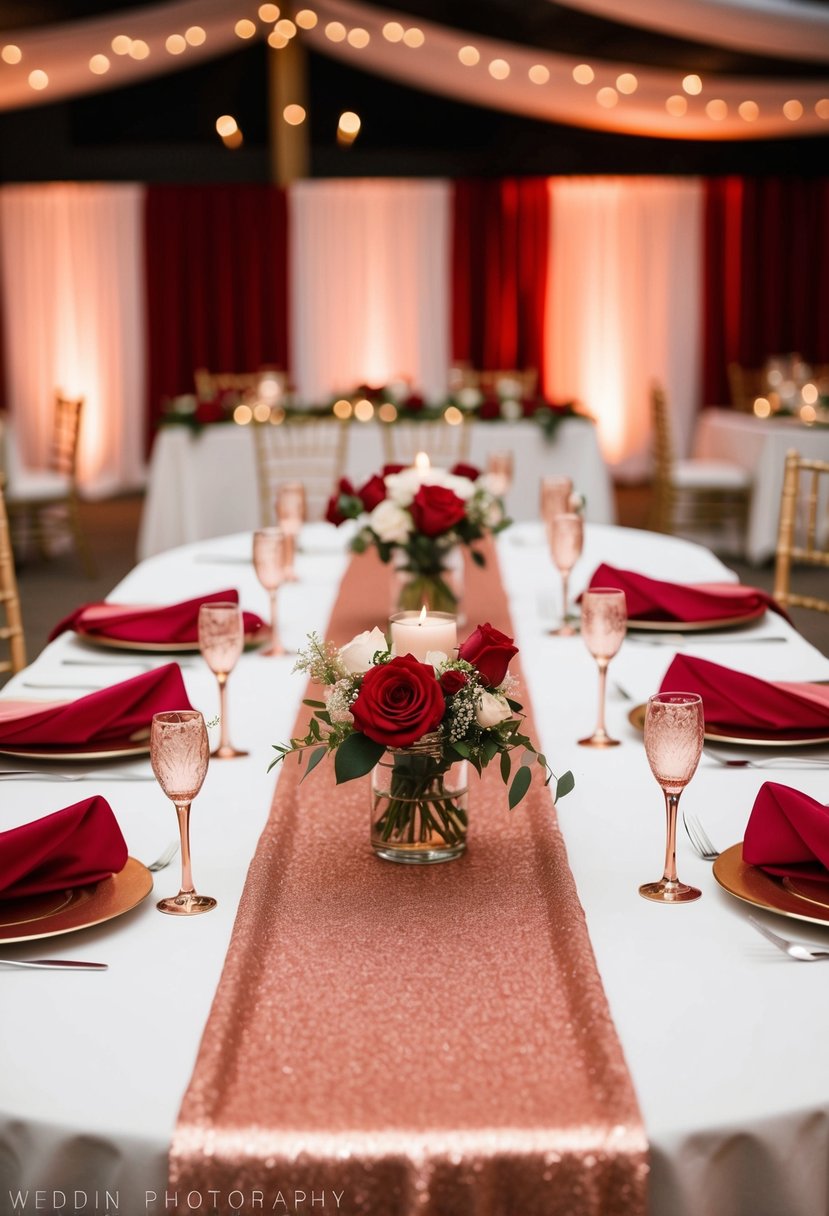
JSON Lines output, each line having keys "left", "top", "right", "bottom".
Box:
{"left": 251, "top": 416, "right": 350, "bottom": 526}
{"left": 381, "top": 419, "right": 471, "bottom": 467}
{"left": 0, "top": 481, "right": 26, "bottom": 673}
{"left": 774, "top": 450, "right": 829, "bottom": 616}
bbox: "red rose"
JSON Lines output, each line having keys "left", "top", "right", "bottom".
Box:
{"left": 382, "top": 463, "right": 406, "bottom": 476}
{"left": 521, "top": 397, "right": 539, "bottom": 418}
{"left": 450, "top": 462, "right": 480, "bottom": 482}
{"left": 351, "top": 655, "right": 445, "bottom": 748}
{"left": 479, "top": 399, "right": 500, "bottom": 420}
{"left": 458, "top": 623, "right": 518, "bottom": 687}
{"left": 357, "top": 474, "right": 386, "bottom": 512}
{"left": 410, "top": 484, "right": 467, "bottom": 537}
{"left": 194, "top": 400, "right": 225, "bottom": 425}
{"left": 402, "top": 393, "right": 425, "bottom": 413}
{"left": 325, "top": 477, "right": 356, "bottom": 526}
{"left": 440, "top": 669, "right": 468, "bottom": 695}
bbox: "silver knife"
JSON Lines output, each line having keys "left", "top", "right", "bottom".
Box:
{"left": 0, "top": 958, "right": 108, "bottom": 970}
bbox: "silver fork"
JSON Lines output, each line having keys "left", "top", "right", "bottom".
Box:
{"left": 748, "top": 916, "right": 829, "bottom": 961}
{"left": 0, "top": 770, "right": 155, "bottom": 782}
{"left": 705, "top": 746, "right": 829, "bottom": 770}
{"left": 146, "top": 839, "right": 179, "bottom": 872}
{"left": 682, "top": 810, "right": 720, "bottom": 861}
{"left": 0, "top": 958, "right": 108, "bottom": 971}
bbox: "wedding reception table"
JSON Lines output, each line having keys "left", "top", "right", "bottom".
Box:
{"left": 2, "top": 522, "right": 829, "bottom": 1216}
{"left": 693, "top": 408, "right": 829, "bottom": 563}
{"left": 136, "top": 417, "right": 614, "bottom": 559}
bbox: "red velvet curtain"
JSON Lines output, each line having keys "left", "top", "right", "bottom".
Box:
{"left": 703, "top": 177, "right": 829, "bottom": 405}
{"left": 452, "top": 179, "right": 549, "bottom": 387}
{"left": 144, "top": 184, "right": 289, "bottom": 446}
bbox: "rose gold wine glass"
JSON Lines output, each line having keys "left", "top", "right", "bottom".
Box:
{"left": 579, "top": 588, "right": 627, "bottom": 747}
{"left": 151, "top": 710, "right": 216, "bottom": 916}
{"left": 539, "top": 475, "right": 573, "bottom": 525}
{"left": 639, "top": 692, "right": 704, "bottom": 904}
{"left": 252, "top": 526, "right": 287, "bottom": 657}
{"left": 547, "top": 512, "right": 584, "bottom": 636}
{"left": 198, "top": 601, "right": 248, "bottom": 759}
{"left": 486, "top": 450, "right": 513, "bottom": 497}
{"left": 276, "top": 482, "right": 306, "bottom": 582}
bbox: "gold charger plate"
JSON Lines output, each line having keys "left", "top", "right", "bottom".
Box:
{"left": 627, "top": 703, "right": 829, "bottom": 747}
{"left": 75, "top": 630, "right": 265, "bottom": 653}
{"left": 0, "top": 856, "right": 153, "bottom": 944}
{"left": 713, "top": 843, "right": 829, "bottom": 927}
{"left": 0, "top": 735, "right": 150, "bottom": 762}
{"left": 626, "top": 605, "right": 766, "bottom": 633}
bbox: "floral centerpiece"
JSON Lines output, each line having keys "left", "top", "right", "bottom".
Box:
{"left": 271, "top": 622, "right": 574, "bottom": 864}
{"left": 326, "top": 461, "right": 510, "bottom": 614}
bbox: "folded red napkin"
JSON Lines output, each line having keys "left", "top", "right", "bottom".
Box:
{"left": 743, "top": 782, "right": 829, "bottom": 880}
{"left": 660, "top": 655, "right": 829, "bottom": 736}
{"left": 588, "top": 564, "right": 785, "bottom": 623}
{"left": 49, "top": 589, "right": 265, "bottom": 644}
{"left": 0, "top": 796, "right": 128, "bottom": 900}
{"left": 0, "top": 663, "right": 192, "bottom": 747}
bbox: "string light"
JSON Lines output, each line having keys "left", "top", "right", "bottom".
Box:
{"left": 235, "top": 19, "right": 257, "bottom": 39}
{"left": 666, "top": 94, "right": 687, "bottom": 116}
{"left": 325, "top": 22, "right": 346, "bottom": 42}
{"left": 275, "top": 18, "right": 296, "bottom": 38}
{"left": 332, "top": 399, "right": 353, "bottom": 419}
{"left": 111, "top": 35, "right": 131, "bottom": 55}
{"left": 28, "top": 69, "right": 48, "bottom": 90}
{"left": 783, "top": 99, "right": 803, "bottom": 120}
{"left": 488, "top": 59, "right": 510, "bottom": 80}
{"left": 573, "top": 64, "right": 594, "bottom": 85}
{"left": 1, "top": 45, "right": 22, "bottom": 65}
{"left": 616, "top": 73, "right": 637, "bottom": 95}
{"left": 216, "top": 114, "right": 238, "bottom": 137}
{"left": 283, "top": 103, "right": 306, "bottom": 125}
{"left": 268, "top": 31, "right": 288, "bottom": 49}
{"left": 706, "top": 99, "right": 728, "bottom": 120}
{"left": 738, "top": 100, "right": 759, "bottom": 121}
{"left": 529, "top": 65, "right": 549, "bottom": 85}
{"left": 347, "top": 28, "right": 370, "bottom": 48}
{"left": 259, "top": 3, "right": 280, "bottom": 19}
{"left": 682, "top": 74, "right": 702, "bottom": 95}
{"left": 597, "top": 87, "right": 618, "bottom": 108}
{"left": 354, "top": 398, "right": 374, "bottom": 421}
{"left": 458, "top": 46, "right": 479, "bottom": 66}
{"left": 382, "top": 22, "right": 404, "bottom": 42}
{"left": 402, "top": 28, "right": 425, "bottom": 48}
{"left": 129, "top": 40, "right": 150, "bottom": 60}
{"left": 89, "top": 54, "right": 110, "bottom": 74}
{"left": 165, "top": 34, "right": 186, "bottom": 54}
{"left": 295, "top": 10, "right": 318, "bottom": 30}
{"left": 378, "top": 403, "right": 397, "bottom": 422}
{"left": 185, "top": 26, "right": 206, "bottom": 46}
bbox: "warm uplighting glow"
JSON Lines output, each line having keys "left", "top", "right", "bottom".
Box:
{"left": 185, "top": 26, "right": 206, "bottom": 46}
{"left": 325, "top": 21, "right": 346, "bottom": 42}
{"left": 348, "top": 27, "right": 370, "bottom": 48}
{"left": 573, "top": 64, "right": 594, "bottom": 85}
{"left": 458, "top": 46, "right": 480, "bottom": 66}
{"left": 296, "top": 10, "right": 318, "bottom": 30}
{"left": 444, "top": 406, "right": 464, "bottom": 426}
{"left": 1, "top": 45, "right": 22, "bottom": 65}
{"left": 706, "top": 99, "right": 728, "bottom": 120}
{"left": 235, "top": 19, "right": 257, "bottom": 39}
{"left": 529, "top": 65, "right": 550, "bottom": 85}
{"left": 234, "top": 404, "right": 253, "bottom": 425}
{"left": 616, "top": 72, "right": 637, "bottom": 95}
{"left": 283, "top": 104, "right": 306, "bottom": 125}
{"left": 129, "top": 40, "right": 150, "bottom": 60}
{"left": 783, "top": 99, "right": 803, "bottom": 121}
{"left": 378, "top": 402, "right": 398, "bottom": 423}
{"left": 383, "top": 22, "right": 404, "bottom": 42}
{"left": 800, "top": 403, "right": 817, "bottom": 424}
{"left": 28, "top": 70, "right": 48, "bottom": 90}
{"left": 253, "top": 402, "right": 272, "bottom": 423}
{"left": 216, "top": 114, "right": 238, "bottom": 137}
{"left": 111, "top": 35, "right": 132, "bottom": 55}
{"left": 268, "top": 31, "right": 288, "bottom": 48}
{"left": 666, "top": 94, "right": 688, "bottom": 116}
{"left": 489, "top": 58, "right": 510, "bottom": 80}
{"left": 403, "top": 28, "right": 425, "bottom": 48}
{"left": 816, "top": 99, "right": 829, "bottom": 119}
{"left": 738, "top": 100, "right": 759, "bottom": 121}
{"left": 275, "top": 18, "right": 296, "bottom": 38}
{"left": 414, "top": 451, "right": 431, "bottom": 471}
{"left": 166, "top": 34, "right": 187, "bottom": 54}
{"left": 753, "top": 396, "right": 771, "bottom": 418}
{"left": 332, "top": 398, "right": 353, "bottom": 419}
{"left": 89, "top": 54, "right": 110, "bottom": 74}
{"left": 597, "top": 87, "right": 618, "bottom": 108}
{"left": 682, "top": 74, "right": 702, "bottom": 95}
{"left": 354, "top": 398, "right": 375, "bottom": 421}
{"left": 802, "top": 382, "right": 818, "bottom": 404}
{"left": 259, "top": 3, "right": 280, "bottom": 20}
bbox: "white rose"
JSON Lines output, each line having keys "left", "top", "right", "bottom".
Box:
{"left": 370, "top": 499, "right": 413, "bottom": 543}
{"left": 475, "top": 691, "right": 512, "bottom": 729}
{"left": 424, "top": 650, "right": 448, "bottom": 670}
{"left": 339, "top": 626, "right": 387, "bottom": 674}
{"left": 384, "top": 469, "right": 422, "bottom": 506}
{"left": 456, "top": 387, "right": 482, "bottom": 409}
{"left": 499, "top": 398, "right": 522, "bottom": 421}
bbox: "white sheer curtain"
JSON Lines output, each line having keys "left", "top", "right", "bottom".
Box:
{"left": 289, "top": 179, "right": 450, "bottom": 404}
{"left": 546, "top": 177, "right": 703, "bottom": 479}
{"left": 0, "top": 182, "right": 147, "bottom": 496}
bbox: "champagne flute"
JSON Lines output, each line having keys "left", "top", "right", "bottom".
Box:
{"left": 639, "top": 692, "right": 704, "bottom": 903}
{"left": 547, "top": 512, "right": 583, "bottom": 636}
{"left": 198, "top": 601, "right": 248, "bottom": 759}
{"left": 252, "top": 526, "right": 287, "bottom": 657}
{"left": 579, "top": 588, "right": 627, "bottom": 747}
{"left": 486, "top": 450, "right": 514, "bottom": 497}
{"left": 539, "top": 475, "right": 573, "bottom": 525}
{"left": 151, "top": 710, "right": 216, "bottom": 916}
{"left": 276, "top": 482, "right": 306, "bottom": 582}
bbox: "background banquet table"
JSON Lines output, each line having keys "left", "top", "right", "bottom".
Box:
{"left": 693, "top": 408, "right": 829, "bottom": 563}
{"left": 2, "top": 522, "right": 829, "bottom": 1216}
{"left": 136, "top": 416, "right": 614, "bottom": 559}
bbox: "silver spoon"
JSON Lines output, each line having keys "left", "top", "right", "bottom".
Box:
{"left": 0, "top": 958, "right": 108, "bottom": 971}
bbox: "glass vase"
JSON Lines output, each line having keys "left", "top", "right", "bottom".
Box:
{"left": 391, "top": 547, "right": 465, "bottom": 620}
{"left": 370, "top": 734, "right": 468, "bottom": 864}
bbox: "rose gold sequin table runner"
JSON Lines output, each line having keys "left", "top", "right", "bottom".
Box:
{"left": 170, "top": 547, "right": 648, "bottom": 1215}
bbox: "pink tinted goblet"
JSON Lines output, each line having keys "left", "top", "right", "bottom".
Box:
{"left": 640, "top": 692, "right": 704, "bottom": 904}
{"left": 539, "top": 475, "right": 573, "bottom": 525}
{"left": 252, "top": 526, "right": 288, "bottom": 657}
{"left": 151, "top": 710, "right": 215, "bottom": 916}
{"left": 198, "top": 601, "right": 248, "bottom": 759}
{"left": 276, "top": 482, "right": 306, "bottom": 582}
{"left": 578, "top": 588, "right": 627, "bottom": 747}
{"left": 547, "top": 512, "right": 584, "bottom": 636}
{"left": 486, "top": 450, "right": 514, "bottom": 497}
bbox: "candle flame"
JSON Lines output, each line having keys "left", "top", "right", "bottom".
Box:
{"left": 414, "top": 451, "right": 430, "bottom": 472}
{"left": 418, "top": 605, "right": 428, "bottom": 625}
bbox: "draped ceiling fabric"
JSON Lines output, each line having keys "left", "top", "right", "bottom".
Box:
{"left": 288, "top": 179, "right": 451, "bottom": 404}
{"left": 0, "top": 183, "right": 146, "bottom": 496}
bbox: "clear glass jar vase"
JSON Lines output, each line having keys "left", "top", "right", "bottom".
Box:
{"left": 391, "top": 547, "right": 465, "bottom": 620}
{"left": 370, "top": 733, "right": 468, "bottom": 864}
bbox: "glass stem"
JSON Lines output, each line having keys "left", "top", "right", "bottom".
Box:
{"left": 661, "top": 790, "right": 681, "bottom": 885}
{"left": 269, "top": 588, "right": 282, "bottom": 652}
{"left": 560, "top": 570, "right": 570, "bottom": 624}
{"left": 594, "top": 657, "right": 609, "bottom": 735}
{"left": 285, "top": 532, "right": 296, "bottom": 579}
{"left": 174, "top": 800, "right": 194, "bottom": 894}
{"left": 217, "top": 672, "right": 230, "bottom": 751}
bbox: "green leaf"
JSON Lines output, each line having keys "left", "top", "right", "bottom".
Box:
{"left": 500, "top": 749, "right": 511, "bottom": 783}
{"left": 450, "top": 740, "right": 471, "bottom": 757}
{"left": 555, "top": 770, "right": 575, "bottom": 802}
{"left": 470, "top": 548, "right": 486, "bottom": 567}
{"left": 536, "top": 752, "right": 547, "bottom": 768}
{"left": 482, "top": 737, "right": 500, "bottom": 763}
{"left": 508, "top": 765, "right": 532, "bottom": 809}
{"left": 303, "top": 699, "right": 327, "bottom": 709}
{"left": 334, "top": 732, "right": 385, "bottom": 784}
{"left": 300, "top": 745, "right": 328, "bottom": 783}
{"left": 506, "top": 698, "right": 523, "bottom": 713}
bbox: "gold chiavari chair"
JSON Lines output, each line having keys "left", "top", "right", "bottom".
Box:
{"left": 193, "top": 368, "right": 264, "bottom": 400}
{"left": 251, "top": 415, "right": 351, "bottom": 526}
{"left": 381, "top": 417, "right": 471, "bottom": 467}
{"left": 478, "top": 368, "right": 539, "bottom": 399}
{"left": 773, "top": 449, "right": 829, "bottom": 616}
{"left": 0, "top": 478, "right": 26, "bottom": 676}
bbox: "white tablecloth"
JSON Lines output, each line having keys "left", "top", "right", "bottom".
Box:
{"left": 2, "top": 523, "right": 829, "bottom": 1216}
{"left": 136, "top": 418, "right": 614, "bottom": 560}
{"left": 693, "top": 408, "right": 829, "bottom": 563}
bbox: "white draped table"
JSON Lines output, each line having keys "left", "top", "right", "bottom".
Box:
{"left": 136, "top": 417, "right": 614, "bottom": 560}
{"left": 2, "top": 522, "right": 829, "bottom": 1216}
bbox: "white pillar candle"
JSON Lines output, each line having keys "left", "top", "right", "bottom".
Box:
{"left": 389, "top": 609, "right": 457, "bottom": 663}
{"left": 414, "top": 450, "right": 431, "bottom": 472}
